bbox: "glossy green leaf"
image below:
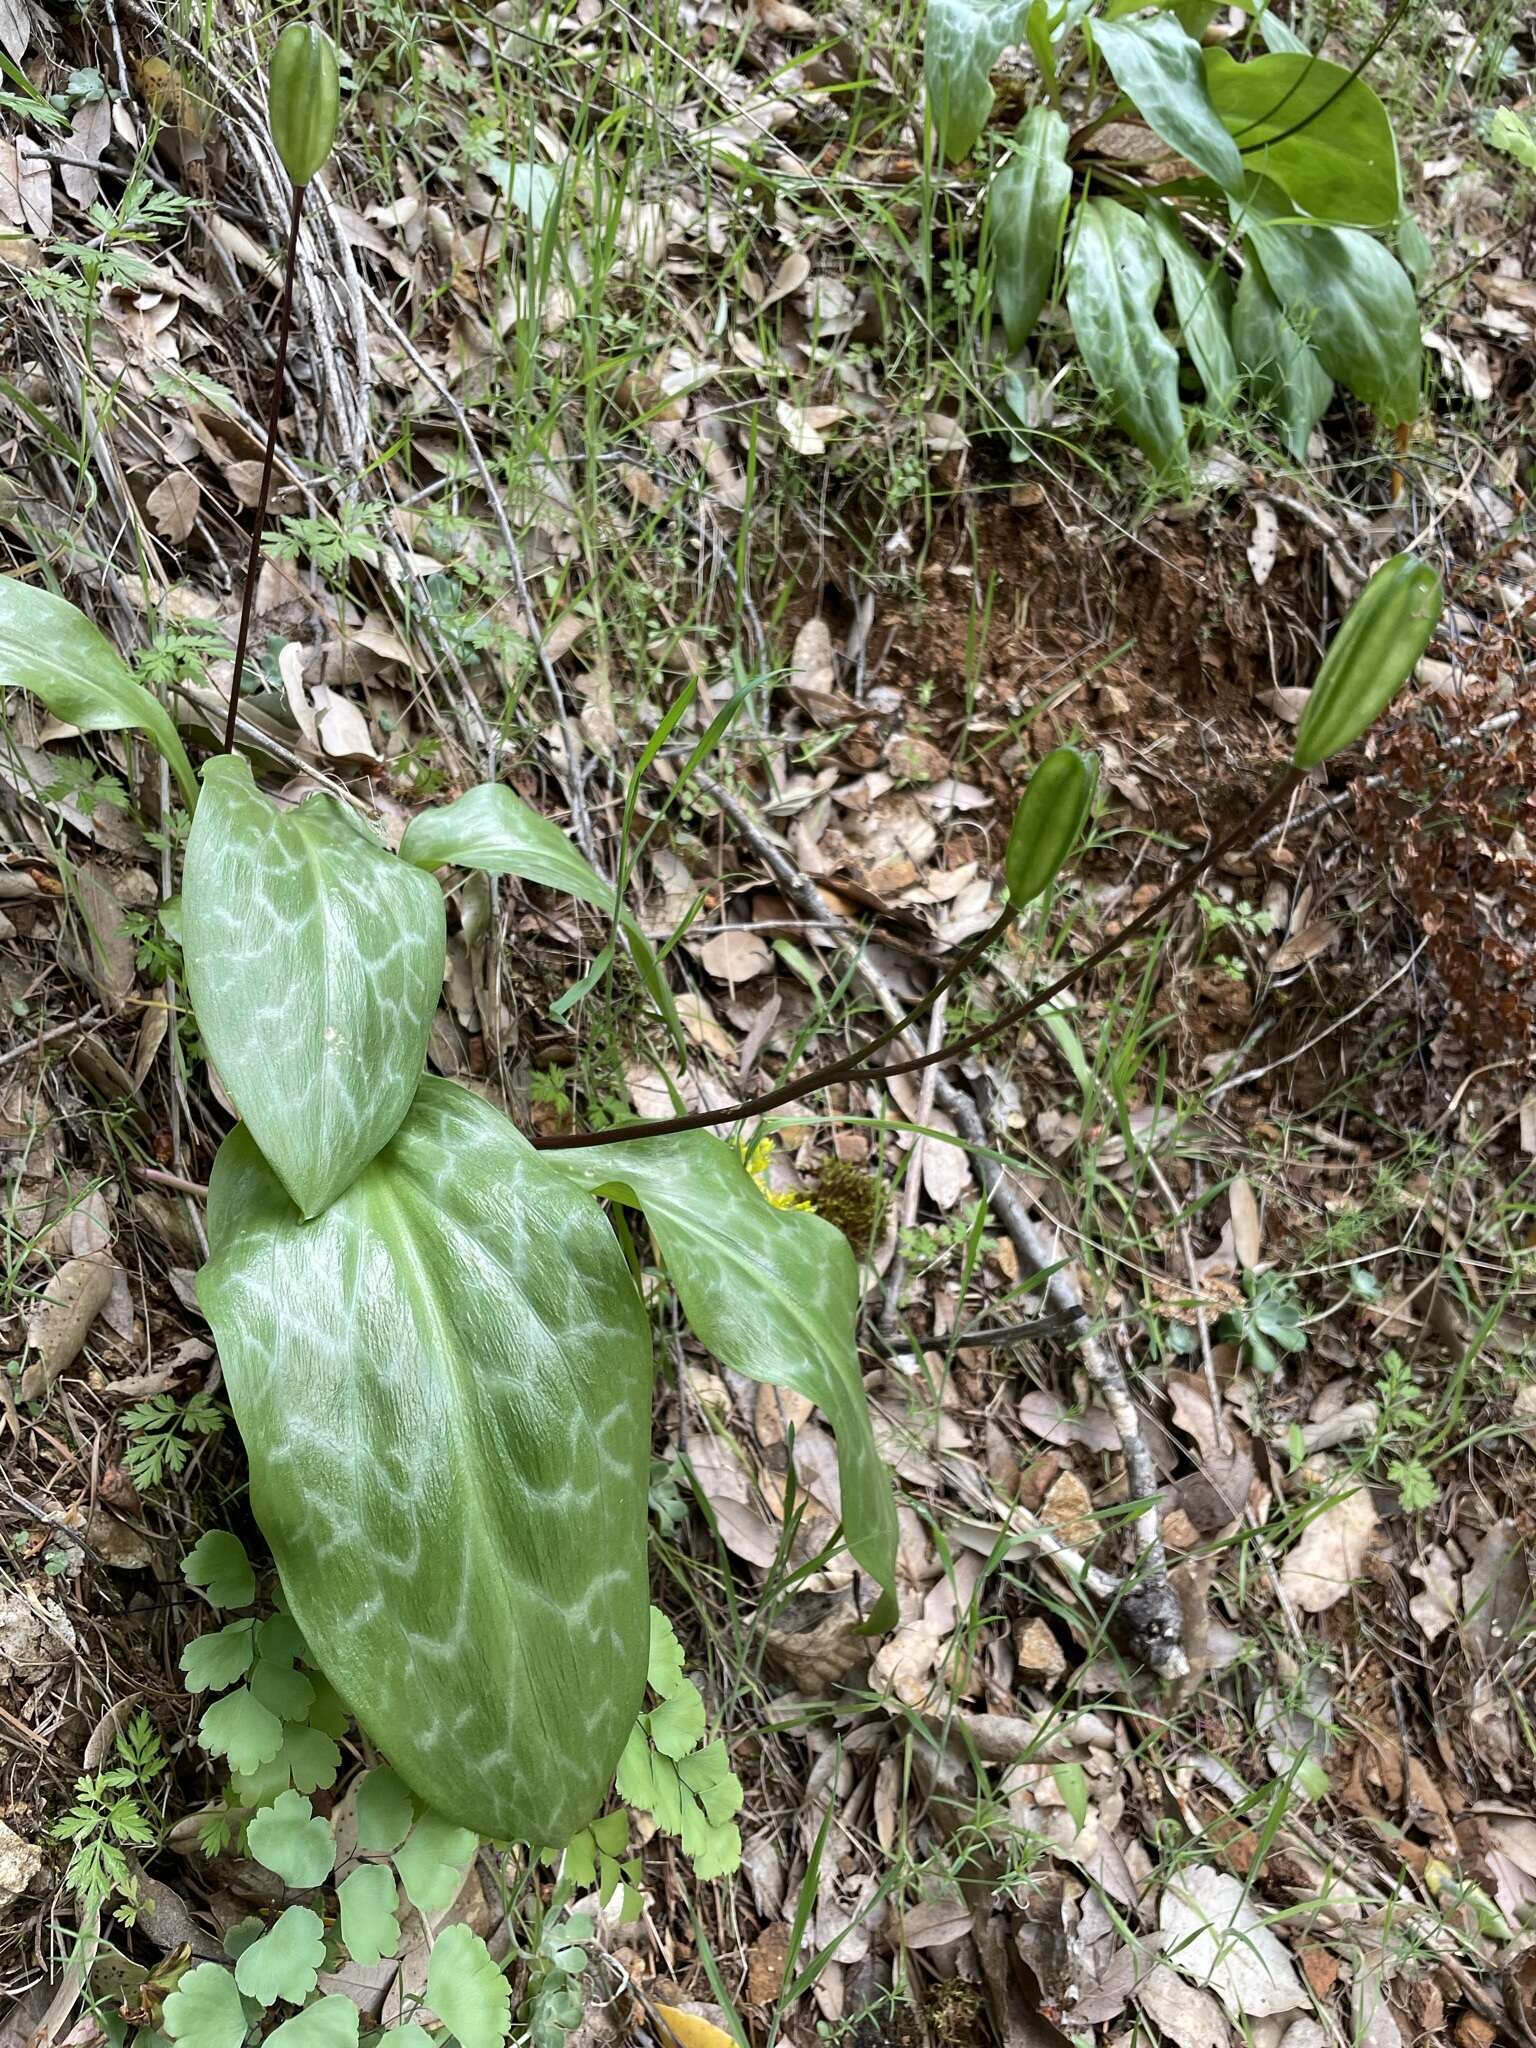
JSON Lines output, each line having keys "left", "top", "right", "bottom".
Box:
{"left": 183, "top": 755, "right": 445, "bottom": 1219}
{"left": 425, "top": 1925, "right": 511, "bottom": 2048}
{"left": 1254, "top": 5, "right": 1308, "bottom": 53}
{"left": 233, "top": 1906, "right": 326, "bottom": 2008}
{"left": 199, "top": 1688, "right": 284, "bottom": 1777}
{"left": 265, "top": 1998, "right": 359, "bottom": 2048}
{"left": 989, "top": 107, "right": 1072, "bottom": 349}
{"left": 180, "top": 1623, "right": 256, "bottom": 1694}
{"left": 924, "top": 0, "right": 1028, "bottom": 161}
{"left": 1066, "top": 199, "right": 1188, "bottom": 475}
{"left": 401, "top": 781, "right": 680, "bottom": 1048}
{"left": 199, "top": 1078, "right": 653, "bottom": 1845}
{"left": 184, "top": 1530, "right": 255, "bottom": 1610}
{"left": 1090, "top": 16, "right": 1242, "bottom": 191}
{"left": 161, "top": 1964, "right": 249, "bottom": 2048}
{"left": 393, "top": 1812, "right": 478, "bottom": 1914}
{"left": 337, "top": 1865, "right": 400, "bottom": 1968}
{"left": 1238, "top": 180, "right": 1420, "bottom": 424}
{"left": 0, "top": 578, "right": 199, "bottom": 812}
{"left": 1231, "top": 262, "right": 1333, "bottom": 458}
{"left": 354, "top": 1766, "right": 414, "bottom": 1854}
{"left": 1203, "top": 48, "right": 1399, "bottom": 227}
{"left": 548, "top": 1131, "right": 898, "bottom": 1633}
{"left": 246, "top": 1791, "right": 335, "bottom": 1889}
{"left": 1141, "top": 199, "right": 1238, "bottom": 412}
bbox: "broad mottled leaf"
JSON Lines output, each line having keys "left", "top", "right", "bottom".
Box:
{"left": 988, "top": 106, "right": 1073, "bottom": 348}
{"left": 924, "top": 0, "right": 1028, "bottom": 161}
{"left": 548, "top": 1131, "right": 897, "bottom": 1633}
{"left": 354, "top": 1766, "right": 414, "bottom": 1854}
{"left": 425, "top": 1925, "right": 511, "bottom": 2048}
{"left": 1237, "top": 179, "right": 1420, "bottom": 423}
{"left": 1141, "top": 199, "right": 1238, "bottom": 412}
{"left": 0, "top": 578, "right": 199, "bottom": 811}
{"left": 1066, "top": 199, "right": 1188, "bottom": 474}
{"left": 161, "top": 1964, "right": 248, "bottom": 2048}
{"left": 183, "top": 755, "right": 445, "bottom": 1218}
{"left": 1232, "top": 262, "right": 1333, "bottom": 457}
{"left": 180, "top": 1622, "right": 256, "bottom": 1693}
{"left": 234, "top": 1906, "right": 326, "bottom": 2007}
{"left": 1203, "top": 49, "right": 1399, "bottom": 226}
{"left": 246, "top": 1791, "right": 335, "bottom": 1888}
{"left": 1090, "top": 16, "right": 1242, "bottom": 191}
{"left": 393, "top": 1812, "right": 478, "bottom": 1914}
{"left": 400, "top": 781, "right": 680, "bottom": 1048}
{"left": 337, "top": 1865, "right": 400, "bottom": 1967}
{"left": 199, "top": 1078, "right": 653, "bottom": 1845}
{"left": 265, "top": 1998, "right": 360, "bottom": 2048}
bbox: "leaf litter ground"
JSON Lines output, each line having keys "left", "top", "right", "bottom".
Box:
{"left": 1, "top": 1, "right": 1535, "bottom": 2045}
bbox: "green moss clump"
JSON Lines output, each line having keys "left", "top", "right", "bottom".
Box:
{"left": 811, "top": 1156, "right": 882, "bottom": 1256}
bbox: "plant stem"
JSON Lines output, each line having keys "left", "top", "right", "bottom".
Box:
{"left": 220, "top": 180, "right": 306, "bottom": 756}
{"left": 532, "top": 764, "right": 1302, "bottom": 1151}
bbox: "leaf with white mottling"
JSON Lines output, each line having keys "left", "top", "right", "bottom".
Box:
{"left": 1090, "top": 15, "right": 1242, "bottom": 191}
{"left": 184, "top": 756, "right": 445, "bottom": 1217}
{"left": 199, "top": 1079, "right": 653, "bottom": 1845}
{"left": 924, "top": 0, "right": 1028, "bottom": 161}
{"left": 1066, "top": 199, "right": 1187, "bottom": 475}
{"left": 988, "top": 107, "right": 1072, "bottom": 349}
{"left": 550, "top": 1131, "right": 898, "bottom": 1632}
{"left": 1159, "top": 1864, "right": 1304, "bottom": 2018}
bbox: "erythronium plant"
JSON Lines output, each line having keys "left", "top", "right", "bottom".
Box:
{"left": 0, "top": 19, "right": 1445, "bottom": 1857}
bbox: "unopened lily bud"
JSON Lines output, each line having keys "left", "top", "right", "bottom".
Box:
{"left": 269, "top": 22, "right": 340, "bottom": 188}
{"left": 1005, "top": 745, "right": 1097, "bottom": 908}
{"left": 1293, "top": 553, "right": 1444, "bottom": 768}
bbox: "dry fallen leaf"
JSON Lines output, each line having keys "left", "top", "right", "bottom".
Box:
{"left": 698, "top": 927, "right": 772, "bottom": 984}
{"left": 1136, "top": 1963, "right": 1230, "bottom": 2048}
{"left": 147, "top": 471, "right": 201, "bottom": 543}
{"left": 1160, "top": 1864, "right": 1305, "bottom": 2019}
{"left": 1268, "top": 918, "right": 1339, "bottom": 975}
{"left": 1278, "top": 1486, "right": 1380, "bottom": 1613}
{"left": 21, "top": 1254, "right": 117, "bottom": 1400}
{"left": 653, "top": 2004, "right": 737, "bottom": 2048}
{"left": 1228, "top": 1176, "right": 1261, "bottom": 1270}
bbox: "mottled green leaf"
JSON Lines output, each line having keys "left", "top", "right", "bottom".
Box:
{"left": 233, "top": 1906, "right": 326, "bottom": 2008}
{"left": 549, "top": 1131, "right": 897, "bottom": 1633}
{"left": 1066, "top": 199, "right": 1188, "bottom": 474}
{"left": 1203, "top": 48, "right": 1399, "bottom": 226}
{"left": 245, "top": 1791, "right": 335, "bottom": 1889}
{"left": 199, "top": 1078, "right": 652, "bottom": 1845}
{"left": 199, "top": 1688, "right": 284, "bottom": 1777}
{"left": 1237, "top": 178, "right": 1420, "bottom": 423}
{"left": 988, "top": 106, "right": 1073, "bottom": 349}
{"left": 184, "top": 1531, "right": 255, "bottom": 1610}
{"left": 400, "top": 781, "right": 678, "bottom": 1047}
{"left": 337, "top": 1864, "right": 400, "bottom": 1968}
{"left": 264, "top": 1998, "right": 359, "bottom": 2048}
{"left": 924, "top": 0, "right": 1028, "bottom": 161}
{"left": 1141, "top": 199, "right": 1238, "bottom": 412}
{"left": 1091, "top": 16, "right": 1242, "bottom": 190}
{"left": 183, "top": 754, "right": 445, "bottom": 1219}
{"left": 1231, "top": 262, "right": 1333, "bottom": 457}
{"left": 425, "top": 1925, "right": 511, "bottom": 2048}
{"left": 180, "top": 1623, "right": 256, "bottom": 1694}
{"left": 161, "top": 1964, "right": 248, "bottom": 2048}
{"left": 0, "top": 579, "right": 199, "bottom": 812}
{"left": 393, "top": 1812, "right": 478, "bottom": 1914}
{"left": 354, "top": 1766, "right": 414, "bottom": 1854}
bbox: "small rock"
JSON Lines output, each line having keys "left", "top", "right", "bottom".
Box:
{"left": 1013, "top": 1616, "right": 1067, "bottom": 1683}
{"left": 1042, "top": 1470, "right": 1096, "bottom": 1551}
{"left": 0, "top": 1820, "right": 43, "bottom": 1904}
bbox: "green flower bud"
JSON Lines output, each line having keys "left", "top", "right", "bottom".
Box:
{"left": 268, "top": 22, "right": 340, "bottom": 188}
{"left": 1005, "top": 745, "right": 1097, "bottom": 908}
{"left": 1293, "top": 553, "right": 1444, "bottom": 769}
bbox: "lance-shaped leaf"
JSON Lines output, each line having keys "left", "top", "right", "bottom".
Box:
{"left": 548, "top": 1131, "right": 898, "bottom": 1633}
{"left": 183, "top": 755, "right": 445, "bottom": 1217}
{"left": 924, "top": 0, "right": 1028, "bottom": 161}
{"left": 1090, "top": 15, "right": 1243, "bottom": 192}
{"left": 1231, "top": 262, "right": 1333, "bottom": 459}
{"left": 401, "top": 781, "right": 680, "bottom": 1048}
{"left": 0, "top": 578, "right": 198, "bottom": 811}
{"left": 1141, "top": 199, "right": 1238, "bottom": 414}
{"left": 198, "top": 1078, "right": 652, "bottom": 1846}
{"left": 1066, "top": 199, "right": 1188, "bottom": 476}
{"left": 1236, "top": 179, "right": 1420, "bottom": 425}
{"left": 1202, "top": 48, "right": 1399, "bottom": 228}
{"left": 988, "top": 107, "right": 1073, "bottom": 350}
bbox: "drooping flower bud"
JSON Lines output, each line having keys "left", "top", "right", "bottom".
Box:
{"left": 269, "top": 22, "right": 340, "bottom": 188}
{"left": 1005, "top": 745, "right": 1097, "bottom": 908}
{"left": 1293, "top": 554, "right": 1444, "bottom": 768}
